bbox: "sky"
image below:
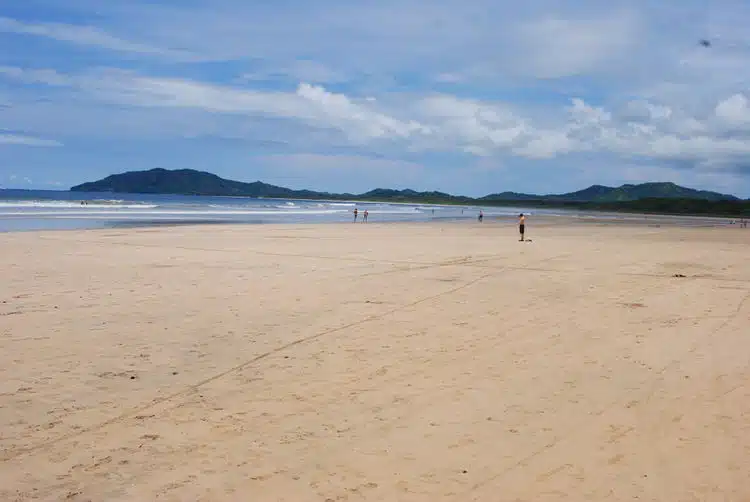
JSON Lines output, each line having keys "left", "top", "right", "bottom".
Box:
{"left": 2, "top": 0, "right": 750, "bottom": 197}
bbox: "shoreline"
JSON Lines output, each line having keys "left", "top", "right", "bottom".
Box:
{"left": 3, "top": 188, "right": 747, "bottom": 219}
{"left": 0, "top": 209, "right": 738, "bottom": 234}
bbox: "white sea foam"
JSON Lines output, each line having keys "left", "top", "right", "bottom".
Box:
{"left": 0, "top": 200, "right": 158, "bottom": 209}
{"left": 0, "top": 209, "right": 348, "bottom": 217}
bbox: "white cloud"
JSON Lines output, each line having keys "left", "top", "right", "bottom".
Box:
{"left": 513, "top": 12, "right": 639, "bottom": 78}
{"left": 414, "top": 95, "right": 531, "bottom": 154}
{"left": 0, "top": 66, "right": 429, "bottom": 144}
{"left": 714, "top": 93, "right": 750, "bottom": 125}
{"left": 0, "top": 133, "right": 62, "bottom": 147}
{"left": 0, "top": 16, "right": 191, "bottom": 59}
{"left": 294, "top": 83, "right": 429, "bottom": 141}
{"left": 3, "top": 64, "right": 750, "bottom": 172}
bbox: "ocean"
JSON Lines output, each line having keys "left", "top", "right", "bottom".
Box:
{"left": 0, "top": 189, "right": 556, "bottom": 232}
{"left": 0, "top": 189, "right": 733, "bottom": 232}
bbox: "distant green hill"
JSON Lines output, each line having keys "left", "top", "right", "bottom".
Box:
{"left": 71, "top": 168, "right": 330, "bottom": 199}
{"left": 483, "top": 182, "right": 738, "bottom": 202}
{"left": 70, "top": 168, "right": 749, "bottom": 216}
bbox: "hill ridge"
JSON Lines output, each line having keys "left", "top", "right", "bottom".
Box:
{"left": 71, "top": 168, "right": 740, "bottom": 203}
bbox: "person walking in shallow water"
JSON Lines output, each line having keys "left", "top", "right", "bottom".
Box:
{"left": 363, "top": 210, "right": 368, "bottom": 223}
{"left": 353, "top": 208, "right": 358, "bottom": 222}
{"left": 478, "top": 210, "right": 484, "bottom": 223}
{"left": 518, "top": 213, "right": 526, "bottom": 241}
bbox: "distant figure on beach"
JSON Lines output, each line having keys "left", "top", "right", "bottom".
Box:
{"left": 363, "top": 210, "right": 368, "bottom": 223}
{"left": 519, "top": 213, "right": 526, "bottom": 241}
{"left": 353, "top": 208, "right": 358, "bottom": 222}
{"left": 478, "top": 210, "right": 483, "bottom": 223}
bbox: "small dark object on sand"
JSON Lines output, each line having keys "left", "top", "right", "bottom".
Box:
{"left": 673, "top": 273, "right": 687, "bottom": 278}
{"left": 621, "top": 302, "right": 646, "bottom": 309}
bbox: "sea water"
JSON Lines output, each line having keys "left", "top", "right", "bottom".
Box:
{"left": 0, "top": 189, "right": 552, "bottom": 232}
{"left": 0, "top": 190, "right": 729, "bottom": 232}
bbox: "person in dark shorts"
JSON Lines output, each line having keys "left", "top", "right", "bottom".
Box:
{"left": 363, "top": 209, "right": 368, "bottom": 222}
{"left": 478, "top": 210, "right": 484, "bottom": 222}
{"left": 518, "top": 213, "right": 526, "bottom": 241}
{"left": 353, "top": 208, "right": 358, "bottom": 222}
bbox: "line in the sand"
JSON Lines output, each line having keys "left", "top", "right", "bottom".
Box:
{"left": 454, "top": 289, "right": 750, "bottom": 500}
{"left": 0, "top": 266, "right": 509, "bottom": 462}
{"left": 4, "top": 250, "right": 574, "bottom": 462}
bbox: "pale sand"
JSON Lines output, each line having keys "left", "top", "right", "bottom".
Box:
{"left": 1, "top": 221, "right": 749, "bottom": 501}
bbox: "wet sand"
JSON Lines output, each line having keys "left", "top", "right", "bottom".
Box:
{"left": 1, "top": 220, "right": 749, "bottom": 501}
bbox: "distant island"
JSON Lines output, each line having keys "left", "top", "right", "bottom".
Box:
{"left": 71, "top": 168, "right": 750, "bottom": 217}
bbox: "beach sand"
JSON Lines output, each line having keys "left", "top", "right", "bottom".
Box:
{"left": 1, "top": 220, "right": 749, "bottom": 501}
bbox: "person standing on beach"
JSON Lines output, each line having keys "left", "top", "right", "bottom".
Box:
{"left": 353, "top": 208, "right": 358, "bottom": 222}
{"left": 478, "top": 210, "right": 484, "bottom": 223}
{"left": 363, "top": 210, "right": 368, "bottom": 223}
{"left": 519, "top": 213, "right": 526, "bottom": 241}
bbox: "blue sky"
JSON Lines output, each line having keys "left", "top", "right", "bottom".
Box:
{"left": 2, "top": 0, "right": 750, "bottom": 197}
